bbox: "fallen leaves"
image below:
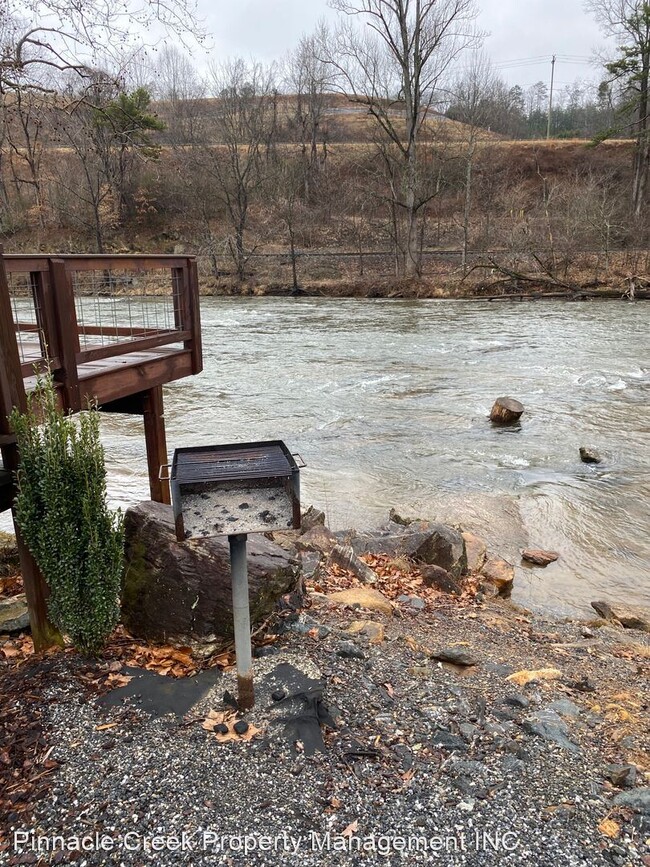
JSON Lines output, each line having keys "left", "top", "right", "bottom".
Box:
{"left": 0, "top": 634, "right": 34, "bottom": 663}
{"left": 308, "top": 552, "right": 478, "bottom": 607}
{"left": 100, "top": 627, "right": 235, "bottom": 680}
{"left": 506, "top": 667, "right": 562, "bottom": 687}
{"left": 202, "top": 710, "right": 261, "bottom": 744}
{"left": 598, "top": 818, "right": 620, "bottom": 839}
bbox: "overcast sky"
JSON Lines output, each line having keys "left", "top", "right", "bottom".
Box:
{"left": 194, "top": 0, "right": 609, "bottom": 90}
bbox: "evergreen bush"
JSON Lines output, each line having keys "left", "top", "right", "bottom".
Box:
{"left": 10, "top": 374, "right": 124, "bottom": 654}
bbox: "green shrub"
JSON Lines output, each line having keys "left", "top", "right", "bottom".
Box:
{"left": 10, "top": 374, "right": 124, "bottom": 654}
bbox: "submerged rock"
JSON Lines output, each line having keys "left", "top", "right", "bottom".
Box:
{"left": 579, "top": 446, "right": 602, "bottom": 464}
{"left": 121, "top": 501, "right": 299, "bottom": 641}
{"left": 522, "top": 549, "right": 559, "bottom": 567}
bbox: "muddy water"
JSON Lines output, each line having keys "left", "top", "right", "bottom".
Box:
{"left": 58, "top": 298, "right": 650, "bottom": 616}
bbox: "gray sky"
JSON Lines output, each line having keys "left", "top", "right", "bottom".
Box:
{"left": 196, "top": 0, "right": 608, "bottom": 89}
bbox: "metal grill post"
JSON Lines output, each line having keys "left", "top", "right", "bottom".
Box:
{"left": 229, "top": 533, "right": 255, "bottom": 710}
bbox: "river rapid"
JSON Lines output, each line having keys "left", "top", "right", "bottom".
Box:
{"left": 98, "top": 298, "right": 649, "bottom": 617}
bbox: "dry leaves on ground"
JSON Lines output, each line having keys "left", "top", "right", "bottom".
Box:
{"left": 506, "top": 667, "right": 563, "bottom": 687}
{"left": 312, "top": 552, "right": 478, "bottom": 606}
{"left": 202, "top": 710, "right": 261, "bottom": 744}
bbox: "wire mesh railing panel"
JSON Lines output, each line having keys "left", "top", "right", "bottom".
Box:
{"left": 7, "top": 271, "right": 44, "bottom": 365}
{"left": 70, "top": 267, "right": 183, "bottom": 349}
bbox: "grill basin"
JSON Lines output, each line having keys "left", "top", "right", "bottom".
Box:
{"left": 170, "top": 440, "right": 301, "bottom": 541}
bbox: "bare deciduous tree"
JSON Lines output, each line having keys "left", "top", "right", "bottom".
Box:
{"left": 324, "top": 0, "right": 479, "bottom": 276}
{"left": 588, "top": 0, "right": 650, "bottom": 217}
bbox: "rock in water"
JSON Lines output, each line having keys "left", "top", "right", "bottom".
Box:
{"left": 521, "top": 549, "right": 559, "bottom": 567}
{"left": 579, "top": 446, "right": 601, "bottom": 464}
{"left": 490, "top": 397, "right": 524, "bottom": 424}
{"left": 121, "top": 501, "right": 300, "bottom": 642}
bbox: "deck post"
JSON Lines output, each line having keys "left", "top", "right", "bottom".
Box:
{"left": 48, "top": 258, "right": 81, "bottom": 411}
{"left": 143, "top": 385, "right": 170, "bottom": 505}
{"left": 0, "top": 251, "right": 61, "bottom": 651}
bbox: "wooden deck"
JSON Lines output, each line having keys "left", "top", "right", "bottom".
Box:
{"left": 0, "top": 251, "right": 203, "bottom": 647}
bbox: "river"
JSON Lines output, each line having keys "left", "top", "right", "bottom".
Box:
{"left": 91, "top": 298, "right": 650, "bottom": 617}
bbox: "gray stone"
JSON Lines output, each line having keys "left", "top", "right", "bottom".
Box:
{"left": 521, "top": 709, "right": 580, "bottom": 752}
{"left": 579, "top": 446, "right": 602, "bottom": 464}
{"left": 298, "top": 551, "right": 321, "bottom": 582}
{"left": 294, "top": 525, "right": 338, "bottom": 555}
{"left": 420, "top": 564, "right": 462, "bottom": 595}
{"left": 300, "top": 506, "right": 326, "bottom": 533}
{"left": 591, "top": 600, "right": 650, "bottom": 632}
{"left": 431, "top": 647, "right": 479, "bottom": 667}
{"left": 504, "top": 694, "right": 530, "bottom": 709}
{"left": 336, "top": 640, "right": 365, "bottom": 660}
{"left": 459, "top": 722, "right": 478, "bottom": 740}
{"left": 327, "top": 545, "right": 378, "bottom": 585}
{"left": 431, "top": 730, "right": 468, "bottom": 752}
{"left": 121, "top": 501, "right": 299, "bottom": 641}
{"left": 605, "top": 764, "right": 637, "bottom": 789}
{"left": 397, "top": 594, "right": 425, "bottom": 610}
{"left": 612, "top": 788, "right": 650, "bottom": 814}
{"left": 0, "top": 594, "right": 29, "bottom": 633}
{"left": 549, "top": 699, "right": 581, "bottom": 719}
{"left": 350, "top": 521, "right": 467, "bottom": 578}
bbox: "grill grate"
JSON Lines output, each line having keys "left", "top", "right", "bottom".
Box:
{"left": 172, "top": 442, "right": 295, "bottom": 484}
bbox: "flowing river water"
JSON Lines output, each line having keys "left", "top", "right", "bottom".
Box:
{"left": 2, "top": 296, "right": 638, "bottom": 618}
{"left": 96, "top": 297, "right": 649, "bottom": 618}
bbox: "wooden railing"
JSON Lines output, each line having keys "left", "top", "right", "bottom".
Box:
{"left": 2, "top": 253, "right": 202, "bottom": 411}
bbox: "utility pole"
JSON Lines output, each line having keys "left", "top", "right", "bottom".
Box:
{"left": 546, "top": 54, "right": 556, "bottom": 139}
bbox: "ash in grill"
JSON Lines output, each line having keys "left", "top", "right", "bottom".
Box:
{"left": 171, "top": 441, "right": 301, "bottom": 541}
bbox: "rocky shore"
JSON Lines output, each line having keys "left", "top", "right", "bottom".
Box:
{"left": 0, "top": 509, "right": 648, "bottom": 866}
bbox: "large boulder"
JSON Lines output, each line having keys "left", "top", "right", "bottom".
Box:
{"left": 349, "top": 520, "right": 467, "bottom": 578}
{"left": 122, "top": 501, "right": 300, "bottom": 642}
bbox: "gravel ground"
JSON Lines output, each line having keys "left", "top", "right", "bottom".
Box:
{"left": 2, "top": 596, "right": 649, "bottom": 867}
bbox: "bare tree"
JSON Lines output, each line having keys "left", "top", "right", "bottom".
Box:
{"left": 588, "top": 0, "right": 650, "bottom": 217}
{"left": 450, "top": 52, "right": 497, "bottom": 271}
{"left": 285, "top": 28, "right": 331, "bottom": 199}
{"left": 0, "top": 0, "right": 204, "bottom": 96}
{"left": 189, "top": 59, "right": 278, "bottom": 283}
{"left": 324, "top": 0, "right": 479, "bottom": 277}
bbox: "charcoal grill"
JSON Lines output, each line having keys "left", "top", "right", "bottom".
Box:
{"left": 167, "top": 440, "right": 304, "bottom": 710}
